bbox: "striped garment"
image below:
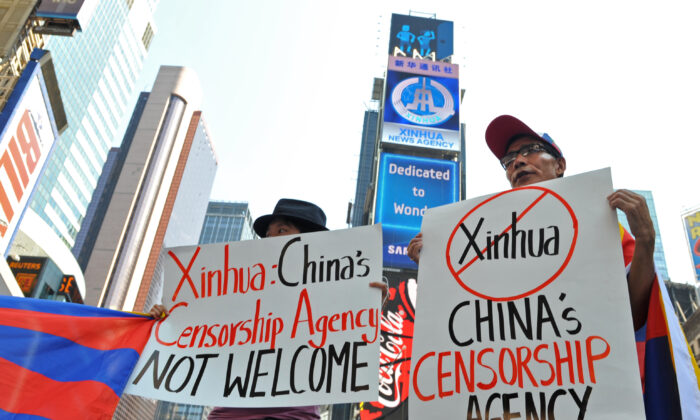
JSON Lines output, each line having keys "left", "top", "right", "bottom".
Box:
{"left": 620, "top": 226, "right": 700, "bottom": 419}
{"left": 0, "top": 296, "right": 154, "bottom": 419}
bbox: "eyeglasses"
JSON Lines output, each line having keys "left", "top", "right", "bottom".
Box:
{"left": 500, "top": 143, "right": 550, "bottom": 169}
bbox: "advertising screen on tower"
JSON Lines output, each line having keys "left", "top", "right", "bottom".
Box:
{"left": 683, "top": 209, "right": 700, "bottom": 281}
{"left": 388, "top": 13, "right": 454, "bottom": 60}
{"left": 0, "top": 60, "right": 59, "bottom": 256}
{"left": 382, "top": 57, "right": 460, "bottom": 152}
{"left": 7, "top": 256, "right": 46, "bottom": 296}
{"left": 375, "top": 153, "right": 459, "bottom": 269}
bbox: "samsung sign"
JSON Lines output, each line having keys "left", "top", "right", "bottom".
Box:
{"left": 375, "top": 153, "right": 459, "bottom": 268}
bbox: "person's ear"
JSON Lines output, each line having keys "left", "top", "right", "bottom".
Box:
{"left": 556, "top": 157, "right": 566, "bottom": 177}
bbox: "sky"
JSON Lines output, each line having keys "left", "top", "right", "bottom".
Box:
{"left": 132, "top": 0, "right": 700, "bottom": 286}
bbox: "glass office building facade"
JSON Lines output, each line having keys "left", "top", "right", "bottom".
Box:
{"left": 199, "top": 201, "right": 256, "bottom": 244}
{"left": 28, "top": 0, "right": 159, "bottom": 248}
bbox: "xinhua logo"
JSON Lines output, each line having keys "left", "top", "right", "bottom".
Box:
{"left": 391, "top": 77, "right": 455, "bottom": 126}
{"left": 445, "top": 187, "right": 578, "bottom": 301}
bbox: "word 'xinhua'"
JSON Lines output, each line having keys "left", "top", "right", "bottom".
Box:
{"left": 459, "top": 212, "right": 560, "bottom": 264}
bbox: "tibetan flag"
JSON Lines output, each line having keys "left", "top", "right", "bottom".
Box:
{"left": 0, "top": 296, "right": 154, "bottom": 420}
{"left": 619, "top": 226, "right": 700, "bottom": 419}
{"left": 641, "top": 277, "right": 700, "bottom": 419}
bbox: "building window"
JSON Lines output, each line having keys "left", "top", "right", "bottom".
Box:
{"left": 141, "top": 23, "right": 154, "bottom": 51}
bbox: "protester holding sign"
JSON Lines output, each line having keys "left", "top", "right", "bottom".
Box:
{"left": 150, "top": 198, "right": 387, "bottom": 420}
{"left": 409, "top": 116, "right": 655, "bottom": 327}
{"left": 407, "top": 115, "right": 700, "bottom": 419}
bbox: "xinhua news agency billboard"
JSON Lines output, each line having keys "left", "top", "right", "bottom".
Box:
{"left": 382, "top": 57, "right": 460, "bottom": 153}
{"left": 0, "top": 59, "right": 59, "bottom": 256}
{"left": 683, "top": 209, "right": 700, "bottom": 281}
{"left": 388, "top": 13, "right": 454, "bottom": 60}
{"left": 375, "top": 153, "right": 459, "bottom": 269}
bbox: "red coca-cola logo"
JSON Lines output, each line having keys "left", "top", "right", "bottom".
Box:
{"left": 361, "top": 275, "right": 415, "bottom": 420}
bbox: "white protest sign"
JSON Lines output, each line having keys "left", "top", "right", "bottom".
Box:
{"left": 409, "top": 168, "right": 645, "bottom": 419}
{"left": 125, "top": 225, "right": 382, "bottom": 407}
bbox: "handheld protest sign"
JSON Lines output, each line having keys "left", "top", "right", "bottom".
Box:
{"left": 125, "top": 225, "right": 382, "bottom": 407}
{"left": 409, "top": 168, "right": 645, "bottom": 419}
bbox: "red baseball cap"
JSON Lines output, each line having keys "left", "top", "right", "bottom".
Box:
{"left": 485, "top": 115, "right": 563, "bottom": 160}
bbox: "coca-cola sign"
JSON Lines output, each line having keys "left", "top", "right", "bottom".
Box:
{"left": 362, "top": 269, "right": 417, "bottom": 419}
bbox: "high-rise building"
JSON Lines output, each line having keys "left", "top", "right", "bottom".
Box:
{"left": 81, "top": 66, "right": 216, "bottom": 312}
{"left": 616, "top": 190, "right": 669, "bottom": 281}
{"left": 664, "top": 280, "right": 700, "bottom": 323}
{"left": 152, "top": 400, "right": 212, "bottom": 420}
{"left": 684, "top": 309, "right": 700, "bottom": 364}
{"left": 199, "top": 201, "right": 256, "bottom": 244}
{"left": 72, "top": 92, "right": 150, "bottom": 271}
{"left": 27, "top": 0, "right": 159, "bottom": 251}
{"left": 351, "top": 110, "right": 379, "bottom": 228}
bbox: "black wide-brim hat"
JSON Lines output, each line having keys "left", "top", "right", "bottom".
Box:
{"left": 253, "top": 198, "right": 329, "bottom": 237}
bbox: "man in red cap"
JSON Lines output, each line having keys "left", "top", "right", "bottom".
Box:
{"left": 407, "top": 115, "right": 655, "bottom": 330}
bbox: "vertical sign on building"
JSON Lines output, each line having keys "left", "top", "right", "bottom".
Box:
{"left": 0, "top": 60, "right": 59, "bottom": 256}
{"left": 683, "top": 209, "right": 700, "bottom": 283}
{"left": 362, "top": 12, "right": 460, "bottom": 420}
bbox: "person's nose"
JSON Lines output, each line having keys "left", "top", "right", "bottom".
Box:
{"left": 512, "top": 153, "right": 528, "bottom": 169}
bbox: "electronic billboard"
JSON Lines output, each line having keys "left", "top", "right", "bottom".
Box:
{"left": 382, "top": 57, "right": 460, "bottom": 152}
{"left": 683, "top": 209, "right": 700, "bottom": 282}
{"left": 388, "top": 13, "right": 454, "bottom": 60}
{"left": 375, "top": 153, "right": 459, "bottom": 268}
{"left": 0, "top": 58, "right": 59, "bottom": 256}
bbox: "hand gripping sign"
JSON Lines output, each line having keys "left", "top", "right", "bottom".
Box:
{"left": 125, "top": 225, "right": 382, "bottom": 407}
{"left": 409, "top": 169, "right": 646, "bottom": 419}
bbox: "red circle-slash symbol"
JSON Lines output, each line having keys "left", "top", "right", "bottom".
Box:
{"left": 445, "top": 186, "right": 578, "bottom": 301}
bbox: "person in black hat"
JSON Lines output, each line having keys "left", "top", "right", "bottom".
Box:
{"left": 407, "top": 115, "right": 655, "bottom": 331}
{"left": 252, "top": 198, "right": 329, "bottom": 238}
{"left": 250, "top": 198, "right": 386, "bottom": 296}
{"left": 151, "top": 198, "right": 387, "bottom": 420}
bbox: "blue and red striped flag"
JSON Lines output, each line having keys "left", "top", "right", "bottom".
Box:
{"left": 620, "top": 226, "right": 700, "bottom": 419}
{"left": 0, "top": 296, "right": 154, "bottom": 419}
